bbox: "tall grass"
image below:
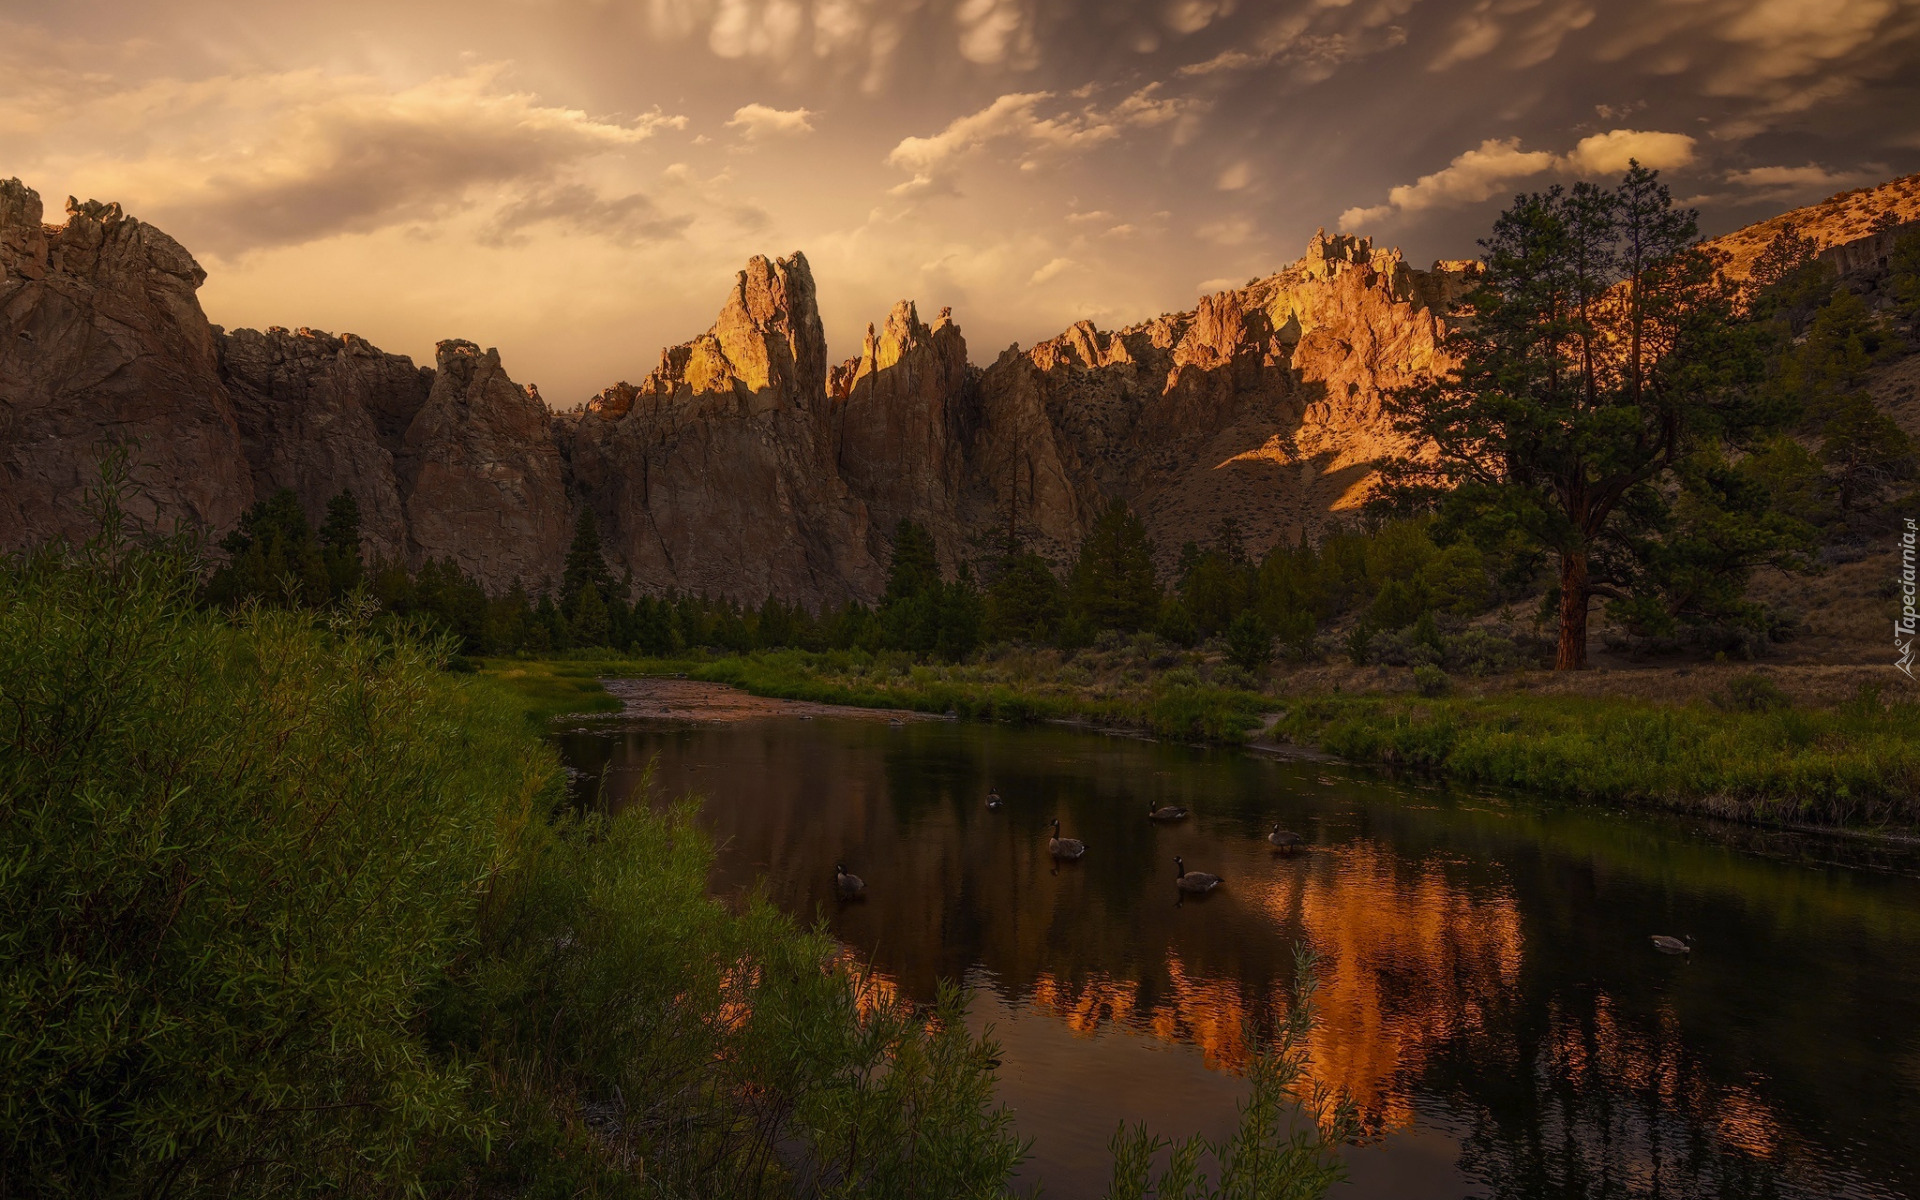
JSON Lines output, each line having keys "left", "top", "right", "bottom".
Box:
{"left": 1277, "top": 692, "right": 1920, "bottom": 826}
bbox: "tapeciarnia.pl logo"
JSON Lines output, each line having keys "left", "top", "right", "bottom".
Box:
{"left": 1899, "top": 517, "right": 1917, "bottom": 680}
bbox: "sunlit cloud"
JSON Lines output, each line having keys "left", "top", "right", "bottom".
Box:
{"left": 727, "top": 102, "right": 817, "bottom": 138}
{"left": 1340, "top": 128, "right": 1698, "bottom": 229}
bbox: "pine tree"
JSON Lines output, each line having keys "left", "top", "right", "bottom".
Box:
{"left": 1821, "top": 394, "right": 1916, "bottom": 514}
{"left": 561, "top": 510, "right": 615, "bottom": 613}
{"left": 985, "top": 552, "right": 1065, "bottom": 642}
{"left": 1381, "top": 165, "right": 1784, "bottom": 669}
{"left": 318, "top": 490, "right": 364, "bottom": 596}
{"left": 1068, "top": 501, "right": 1161, "bottom": 633}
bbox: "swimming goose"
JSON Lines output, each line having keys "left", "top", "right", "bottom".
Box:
{"left": 987, "top": 790, "right": 1004, "bottom": 811}
{"left": 1267, "top": 824, "right": 1303, "bottom": 852}
{"left": 1048, "top": 819, "right": 1086, "bottom": 861}
{"left": 834, "top": 863, "right": 866, "bottom": 900}
{"left": 1174, "top": 856, "right": 1222, "bottom": 894}
{"left": 1650, "top": 934, "right": 1691, "bottom": 955}
{"left": 1147, "top": 803, "right": 1190, "bottom": 822}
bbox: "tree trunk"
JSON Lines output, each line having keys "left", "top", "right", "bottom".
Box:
{"left": 1556, "top": 549, "right": 1590, "bottom": 671}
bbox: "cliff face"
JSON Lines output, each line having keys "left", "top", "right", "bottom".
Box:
{"left": 0, "top": 171, "right": 1479, "bottom": 604}
{"left": 401, "top": 340, "right": 570, "bottom": 587}
{"left": 1, "top": 178, "right": 570, "bottom": 591}
{"left": 218, "top": 325, "right": 431, "bottom": 563}
{"left": 561, "top": 253, "right": 884, "bottom": 602}
{"left": 0, "top": 180, "right": 252, "bottom": 545}
{"left": 954, "top": 233, "right": 1473, "bottom": 573}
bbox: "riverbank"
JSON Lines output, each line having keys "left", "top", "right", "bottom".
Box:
{"left": 481, "top": 648, "right": 1920, "bottom": 830}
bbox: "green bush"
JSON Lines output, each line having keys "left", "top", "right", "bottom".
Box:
{"left": 1, "top": 531, "right": 537, "bottom": 1195}
{"left": 1413, "top": 664, "right": 1451, "bottom": 697}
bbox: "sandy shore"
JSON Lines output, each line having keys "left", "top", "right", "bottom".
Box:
{"left": 599, "top": 676, "right": 936, "bottom": 724}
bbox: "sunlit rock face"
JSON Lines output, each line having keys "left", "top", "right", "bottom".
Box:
{"left": 956, "top": 231, "right": 1476, "bottom": 576}
{"left": 560, "top": 252, "right": 886, "bottom": 603}
{"left": 0, "top": 180, "right": 252, "bottom": 549}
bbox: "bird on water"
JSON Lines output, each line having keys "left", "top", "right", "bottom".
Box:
{"left": 1147, "top": 802, "right": 1190, "bottom": 822}
{"left": 1048, "top": 819, "right": 1086, "bottom": 861}
{"left": 1651, "top": 934, "right": 1691, "bottom": 955}
{"left": 1174, "top": 856, "right": 1222, "bottom": 894}
{"left": 987, "top": 789, "right": 1003, "bottom": 811}
{"left": 834, "top": 863, "right": 866, "bottom": 900}
{"left": 1268, "top": 824, "right": 1303, "bottom": 853}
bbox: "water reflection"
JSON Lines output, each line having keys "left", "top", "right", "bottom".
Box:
{"left": 555, "top": 713, "right": 1920, "bottom": 1200}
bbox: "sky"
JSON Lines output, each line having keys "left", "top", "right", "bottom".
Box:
{"left": 4, "top": 0, "right": 1918, "bottom": 402}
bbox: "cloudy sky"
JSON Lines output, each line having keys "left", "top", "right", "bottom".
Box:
{"left": 4, "top": 0, "right": 1917, "bottom": 401}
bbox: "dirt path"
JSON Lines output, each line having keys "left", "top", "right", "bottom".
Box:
{"left": 600, "top": 676, "right": 934, "bottom": 724}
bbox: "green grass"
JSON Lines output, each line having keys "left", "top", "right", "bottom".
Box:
{"left": 1275, "top": 692, "right": 1920, "bottom": 828}
{"left": 485, "top": 648, "right": 1271, "bottom": 744}
{"left": 470, "top": 655, "right": 624, "bottom": 724}
{"left": 488, "top": 649, "right": 1920, "bottom": 830}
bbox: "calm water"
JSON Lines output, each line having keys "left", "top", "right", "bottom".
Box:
{"left": 555, "top": 708, "right": 1920, "bottom": 1200}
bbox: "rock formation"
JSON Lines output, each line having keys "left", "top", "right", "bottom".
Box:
{"left": 400, "top": 340, "right": 570, "bottom": 586}
{"left": 218, "top": 325, "right": 431, "bottom": 562}
{"left": 1, "top": 178, "right": 570, "bottom": 591}
{"left": 560, "top": 253, "right": 883, "bottom": 601}
{"left": 1, "top": 180, "right": 252, "bottom": 546}
{"left": 14, "top": 170, "right": 1906, "bottom": 609}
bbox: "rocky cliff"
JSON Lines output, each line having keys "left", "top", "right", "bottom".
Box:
{"left": 1, "top": 180, "right": 252, "bottom": 545}
{"left": 1, "top": 178, "right": 570, "bottom": 590}
{"left": 29, "top": 171, "right": 1900, "bottom": 610}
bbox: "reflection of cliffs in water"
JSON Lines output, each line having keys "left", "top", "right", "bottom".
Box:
{"left": 562, "top": 717, "right": 1920, "bottom": 1200}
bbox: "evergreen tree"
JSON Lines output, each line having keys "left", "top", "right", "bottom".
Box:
{"left": 1821, "top": 394, "right": 1916, "bottom": 514}
{"left": 569, "top": 579, "right": 611, "bottom": 646}
{"left": 1068, "top": 501, "right": 1160, "bottom": 633}
{"left": 1891, "top": 229, "right": 1920, "bottom": 320}
{"left": 317, "top": 490, "right": 364, "bottom": 595}
{"left": 561, "top": 510, "right": 616, "bottom": 612}
{"left": 205, "top": 488, "right": 330, "bottom": 608}
{"left": 883, "top": 520, "right": 941, "bottom": 606}
{"left": 985, "top": 552, "right": 1065, "bottom": 642}
{"left": 1382, "top": 165, "right": 1784, "bottom": 669}
{"left": 1224, "top": 610, "right": 1273, "bottom": 673}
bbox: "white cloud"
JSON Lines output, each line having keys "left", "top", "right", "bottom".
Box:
{"left": 955, "top": 0, "right": 1038, "bottom": 67}
{"left": 726, "top": 102, "right": 816, "bottom": 138}
{"left": 884, "top": 85, "right": 1205, "bottom": 197}
{"left": 1430, "top": 0, "right": 1595, "bottom": 72}
{"left": 8, "top": 62, "right": 687, "bottom": 255}
{"left": 1028, "top": 256, "right": 1079, "bottom": 284}
{"left": 1216, "top": 160, "right": 1253, "bottom": 191}
{"left": 1339, "top": 128, "right": 1698, "bottom": 229}
{"left": 1164, "top": 0, "right": 1236, "bottom": 35}
{"left": 1340, "top": 137, "right": 1556, "bottom": 228}
{"left": 1564, "top": 128, "right": 1696, "bottom": 175}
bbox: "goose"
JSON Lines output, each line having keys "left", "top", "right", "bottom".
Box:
{"left": 1267, "top": 824, "right": 1303, "bottom": 853}
{"left": 987, "top": 790, "right": 1004, "bottom": 812}
{"left": 834, "top": 863, "right": 866, "bottom": 901}
{"left": 1174, "top": 856, "right": 1222, "bottom": 894}
{"left": 1147, "top": 802, "right": 1190, "bottom": 822}
{"left": 1047, "top": 819, "right": 1087, "bottom": 861}
{"left": 1650, "top": 934, "right": 1691, "bottom": 955}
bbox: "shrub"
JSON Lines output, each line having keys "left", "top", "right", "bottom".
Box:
{"left": 1716, "top": 672, "right": 1791, "bottom": 713}
{"left": 1413, "top": 664, "right": 1452, "bottom": 697}
{"left": 1224, "top": 611, "right": 1274, "bottom": 672}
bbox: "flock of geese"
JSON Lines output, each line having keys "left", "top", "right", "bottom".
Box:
{"left": 832, "top": 788, "right": 1309, "bottom": 902}
{"left": 833, "top": 790, "right": 1696, "bottom": 957}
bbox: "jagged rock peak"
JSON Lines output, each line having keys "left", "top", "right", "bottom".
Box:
{"left": 632, "top": 250, "right": 829, "bottom": 415}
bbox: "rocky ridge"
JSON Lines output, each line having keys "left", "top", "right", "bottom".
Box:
{"left": 12, "top": 173, "right": 1901, "bottom": 608}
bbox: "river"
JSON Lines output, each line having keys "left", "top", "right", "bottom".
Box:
{"left": 554, "top": 681, "right": 1920, "bottom": 1200}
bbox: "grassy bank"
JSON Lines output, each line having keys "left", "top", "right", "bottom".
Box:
{"left": 2, "top": 532, "right": 1350, "bottom": 1198}
{"left": 1275, "top": 691, "right": 1920, "bottom": 828}
{"left": 483, "top": 647, "right": 1273, "bottom": 743}
{"left": 496, "top": 646, "right": 1920, "bottom": 830}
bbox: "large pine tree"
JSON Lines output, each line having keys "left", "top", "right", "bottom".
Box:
{"left": 1382, "top": 165, "right": 1789, "bottom": 669}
